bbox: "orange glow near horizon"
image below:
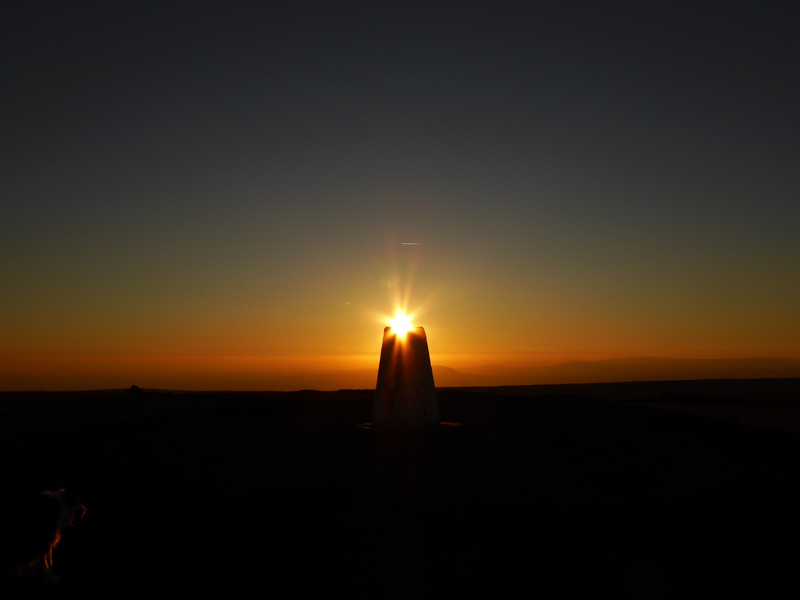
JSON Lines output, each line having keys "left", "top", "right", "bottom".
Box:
{"left": 3, "top": 239, "right": 800, "bottom": 391}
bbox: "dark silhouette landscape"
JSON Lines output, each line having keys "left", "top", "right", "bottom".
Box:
{"left": 4, "top": 1, "right": 799, "bottom": 594}
{"left": 4, "top": 378, "right": 800, "bottom": 594}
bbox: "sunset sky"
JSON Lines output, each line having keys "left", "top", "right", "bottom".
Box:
{"left": 3, "top": 2, "right": 799, "bottom": 390}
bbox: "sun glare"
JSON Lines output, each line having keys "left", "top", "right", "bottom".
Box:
{"left": 389, "top": 311, "right": 413, "bottom": 337}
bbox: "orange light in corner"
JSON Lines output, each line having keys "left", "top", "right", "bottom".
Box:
{"left": 388, "top": 311, "right": 413, "bottom": 338}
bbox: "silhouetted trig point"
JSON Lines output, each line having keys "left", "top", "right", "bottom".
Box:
{"left": 373, "top": 326, "right": 440, "bottom": 428}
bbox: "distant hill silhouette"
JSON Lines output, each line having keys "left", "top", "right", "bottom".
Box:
{"left": 6, "top": 357, "right": 799, "bottom": 392}
{"left": 301, "top": 357, "right": 800, "bottom": 391}
{"left": 514, "top": 357, "right": 800, "bottom": 386}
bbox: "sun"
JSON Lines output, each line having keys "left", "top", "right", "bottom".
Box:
{"left": 388, "top": 311, "right": 413, "bottom": 337}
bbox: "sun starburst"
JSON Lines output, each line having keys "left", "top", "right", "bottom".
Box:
{"left": 388, "top": 311, "right": 413, "bottom": 337}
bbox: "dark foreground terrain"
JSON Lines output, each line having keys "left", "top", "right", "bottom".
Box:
{"left": 2, "top": 379, "right": 800, "bottom": 596}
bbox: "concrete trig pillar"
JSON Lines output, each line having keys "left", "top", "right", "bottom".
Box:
{"left": 373, "top": 326, "right": 439, "bottom": 427}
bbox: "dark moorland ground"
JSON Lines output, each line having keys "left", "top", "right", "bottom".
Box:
{"left": 2, "top": 379, "right": 800, "bottom": 596}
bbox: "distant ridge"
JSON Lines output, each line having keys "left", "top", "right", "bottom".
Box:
{"left": 302, "top": 357, "right": 800, "bottom": 391}
{"left": 455, "top": 357, "right": 800, "bottom": 387}
{"left": 4, "top": 357, "right": 799, "bottom": 392}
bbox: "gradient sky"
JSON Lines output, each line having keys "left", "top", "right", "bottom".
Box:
{"left": 2, "top": 2, "right": 799, "bottom": 390}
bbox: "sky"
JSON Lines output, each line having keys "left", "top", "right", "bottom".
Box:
{"left": 2, "top": 1, "right": 799, "bottom": 390}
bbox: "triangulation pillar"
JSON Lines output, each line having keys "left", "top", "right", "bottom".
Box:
{"left": 373, "top": 326, "right": 439, "bottom": 427}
